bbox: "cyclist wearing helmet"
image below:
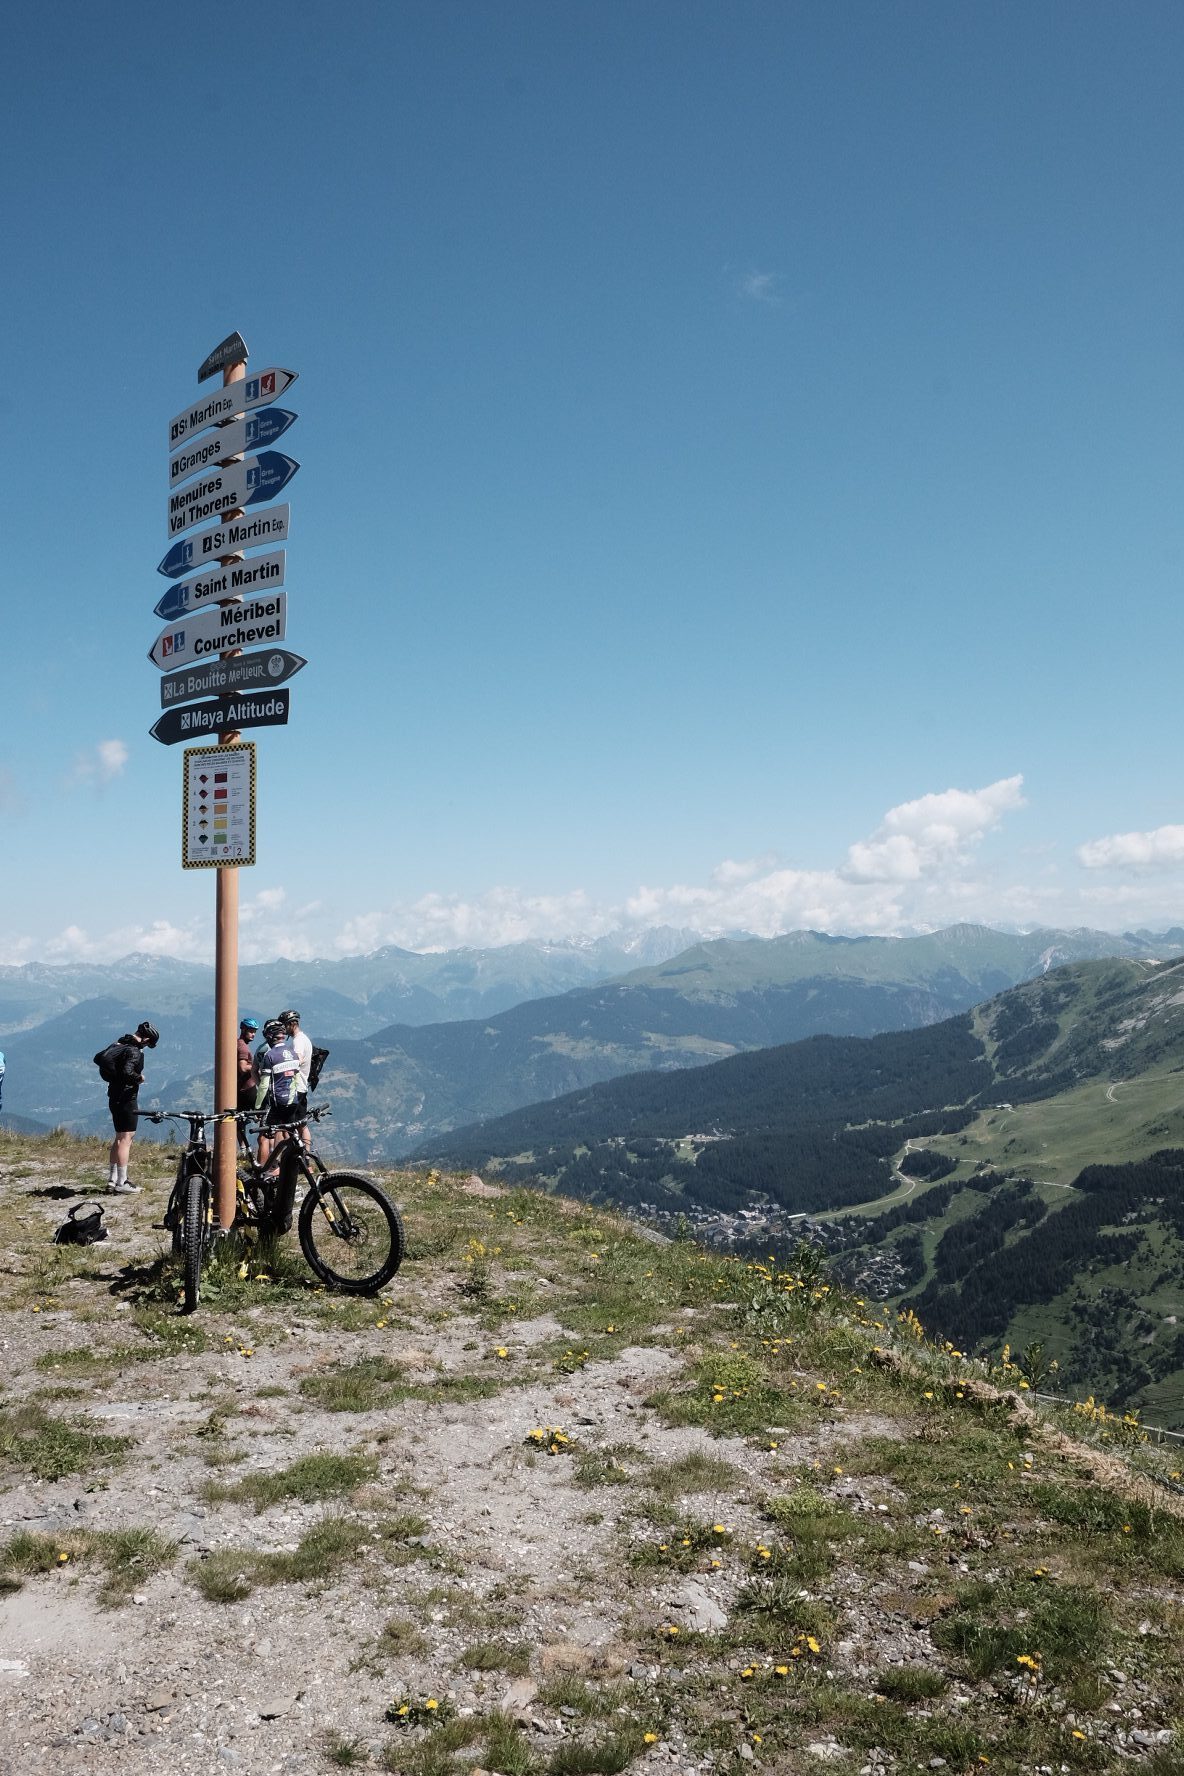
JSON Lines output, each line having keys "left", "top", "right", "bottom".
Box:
{"left": 237, "top": 1016, "right": 260, "bottom": 1112}
{"left": 255, "top": 1017, "right": 307, "bottom": 1170}
{"left": 279, "top": 1010, "right": 313, "bottom": 1099}
{"left": 103, "top": 1020, "right": 159, "bottom": 1194}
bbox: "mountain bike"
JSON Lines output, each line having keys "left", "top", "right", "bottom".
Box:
{"left": 140, "top": 1109, "right": 236, "bottom": 1314}
{"left": 231, "top": 1105, "right": 405, "bottom": 1294}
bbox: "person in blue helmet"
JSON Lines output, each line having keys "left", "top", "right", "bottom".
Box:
{"left": 237, "top": 1017, "right": 260, "bottom": 1113}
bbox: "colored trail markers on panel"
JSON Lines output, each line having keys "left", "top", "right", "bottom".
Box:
{"left": 182, "top": 743, "right": 257, "bottom": 868}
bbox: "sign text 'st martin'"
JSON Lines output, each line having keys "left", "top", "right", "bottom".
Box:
{"left": 169, "top": 408, "right": 296, "bottom": 485}
{"left": 157, "top": 506, "right": 290, "bottom": 578}
{"left": 168, "top": 368, "right": 299, "bottom": 448}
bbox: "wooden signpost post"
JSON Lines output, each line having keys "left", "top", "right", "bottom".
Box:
{"left": 158, "top": 333, "right": 302, "bottom": 1233}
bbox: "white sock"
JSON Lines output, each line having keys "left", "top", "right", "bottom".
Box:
{"left": 109, "top": 1164, "right": 118, "bottom": 1184}
{"left": 117, "top": 1165, "right": 128, "bottom": 1186}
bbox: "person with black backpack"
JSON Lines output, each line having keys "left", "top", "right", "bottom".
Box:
{"left": 94, "top": 1020, "right": 159, "bottom": 1194}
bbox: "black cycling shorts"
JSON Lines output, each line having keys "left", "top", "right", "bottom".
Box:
{"left": 109, "top": 1092, "right": 139, "bottom": 1135}
{"left": 265, "top": 1093, "right": 308, "bottom": 1130}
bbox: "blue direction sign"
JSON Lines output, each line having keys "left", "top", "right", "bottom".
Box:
{"left": 169, "top": 368, "right": 299, "bottom": 448}
{"left": 160, "top": 647, "right": 307, "bottom": 709}
{"left": 169, "top": 409, "right": 297, "bottom": 485}
{"left": 151, "top": 690, "right": 290, "bottom": 746}
{"left": 158, "top": 504, "right": 290, "bottom": 578}
{"left": 167, "top": 451, "right": 299, "bottom": 539}
{"left": 154, "top": 550, "right": 286, "bottom": 621}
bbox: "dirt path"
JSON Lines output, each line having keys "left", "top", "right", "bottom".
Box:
{"left": 4, "top": 1135, "right": 1182, "bottom": 1776}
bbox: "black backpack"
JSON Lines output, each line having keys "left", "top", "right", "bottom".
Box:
{"left": 308, "top": 1046, "right": 330, "bottom": 1092}
{"left": 94, "top": 1043, "right": 127, "bottom": 1084}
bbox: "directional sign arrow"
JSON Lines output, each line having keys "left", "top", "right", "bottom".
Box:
{"left": 158, "top": 504, "right": 290, "bottom": 578}
{"left": 169, "top": 368, "right": 299, "bottom": 449}
{"left": 151, "top": 689, "right": 290, "bottom": 746}
{"left": 169, "top": 409, "right": 297, "bottom": 485}
{"left": 159, "top": 647, "right": 307, "bottom": 709}
{"left": 167, "top": 451, "right": 299, "bottom": 538}
{"left": 149, "top": 593, "right": 287, "bottom": 671}
{"left": 154, "top": 550, "right": 286, "bottom": 621}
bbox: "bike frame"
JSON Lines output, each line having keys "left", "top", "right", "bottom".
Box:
{"left": 231, "top": 1106, "right": 330, "bottom": 1231}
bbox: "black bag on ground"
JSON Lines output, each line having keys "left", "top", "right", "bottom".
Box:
{"left": 54, "top": 1202, "right": 108, "bottom": 1246}
{"left": 308, "top": 1046, "right": 329, "bottom": 1091}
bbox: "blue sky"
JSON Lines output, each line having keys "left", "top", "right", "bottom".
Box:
{"left": 4, "top": 1, "right": 1184, "bottom": 964}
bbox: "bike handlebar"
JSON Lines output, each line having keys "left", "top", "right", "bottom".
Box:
{"left": 216, "top": 1105, "right": 333, "bottom": 1123}
{"left": 141, "top": 1105, "right": 331, "bottom": 1125}
{"left": 138, "top": 1108, "right": 239, "bottom": 1125}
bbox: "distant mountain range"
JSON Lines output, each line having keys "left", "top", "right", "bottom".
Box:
{"left": 0, "top": 928, "right": 701, "bottom": 1037}
{"left": 3, "top": 923, "right": 1181, "bottom": 1153}
{"left": 421, "top": 952, "right": 1184, "bottom": 1199}
{"left": 420, "top": 954, "right": 1184, "bottom": 1423}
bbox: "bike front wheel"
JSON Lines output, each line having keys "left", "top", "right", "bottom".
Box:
{"left": 298, "top": 1172, "right": 404, "bottom": 1294}
{"left": 182, "top": 1166, "right": 212, "bottom": 1313}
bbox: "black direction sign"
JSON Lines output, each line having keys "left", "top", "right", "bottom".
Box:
{"left": 151, "top": 690, "right": 290, "bottom": 747}
{"left": 197, "top": 330, "right": 249, "bottom": 382}
{"left": 159, "top": 647, "right": 307, "bottom": 710}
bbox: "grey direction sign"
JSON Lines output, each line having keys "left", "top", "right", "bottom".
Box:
{"left": 154, "top": 550, "right": 285, "bottom": 622}
{"left": 167, "top": 451, "right": 299, "bottom": 538}
{"left": 158, "top": 504, "right": 290, "bottom": 578}
{"left": 197, "top": 330, "right": 249, "bottom": 382}
{"left": 169, "top": 408, "right": 296, "bottom": 485}
{"left": 149, "top": 593, "right": 287, "bottom": 670}
{"left": 169, "top": 368, "right": 299, "bottom": 448}
{"left": 151, "top": 689, "right": 290, "bottom": 746}
{"left": 160, "top": 647, "right": 307, "bottom": 709}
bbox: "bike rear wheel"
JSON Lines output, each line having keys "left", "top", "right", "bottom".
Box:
{"left": 182, "top": 1165, "right": 211, "bottom": 1313}
{"left": 298, "top": 1172, "right": 404, "bottom": 1294}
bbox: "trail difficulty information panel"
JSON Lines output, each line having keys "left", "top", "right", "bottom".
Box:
{"left": 182, "top": 744, "right": 256, "bottom": 869}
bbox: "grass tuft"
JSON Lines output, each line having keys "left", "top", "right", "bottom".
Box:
{"left": 204, "top": 1450, "right": 377, "bottom": 1510}
{"left": 0, "top": 1401, "right": 130, "bottom": 1481}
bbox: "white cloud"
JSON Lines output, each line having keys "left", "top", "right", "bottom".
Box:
{"left": 844, "top": 776, "right": 1027, "bottom": 883}
{"left": 738, "top": 269, "right": 782, "bottom": 305}
{"left": 68, "top": 738, "right": 129, "bottom": 787}
{"left": 332, "top": 887, "right": 613, "bottom": 956}
{"left": 2, "top": 773, "right": 1043, "bottom": 964}
{"left": 711, "top": 855, "right": 776, "bottom": 887}
{"left": 1078, "top": 824, "right": 1184, "bottom": 872}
